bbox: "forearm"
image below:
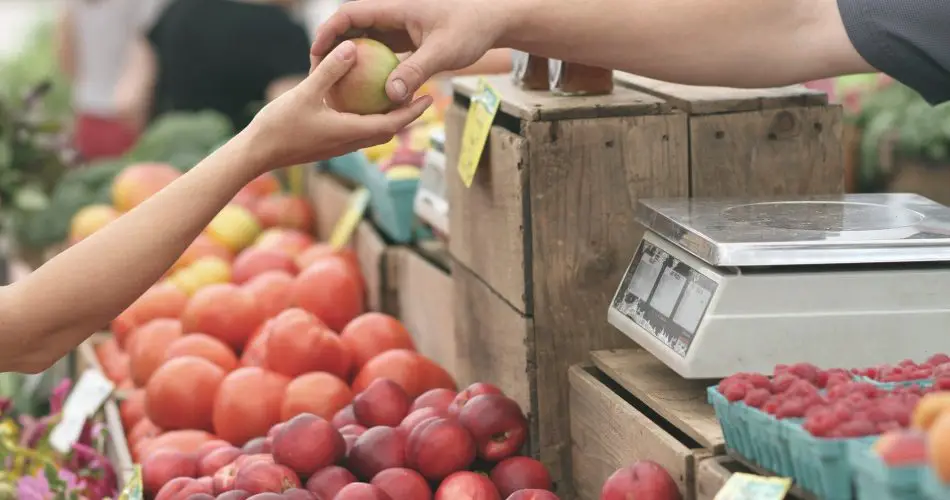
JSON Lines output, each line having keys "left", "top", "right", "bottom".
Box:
{"left": 499, "top": 0, "right": 873, "bottom": 88}
{"left": 1, "top": 132, "right": 265, "bottom": 373}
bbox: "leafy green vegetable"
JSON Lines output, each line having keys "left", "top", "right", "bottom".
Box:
{"left": 126, "top": 111, "right": 233, "bottom": 171}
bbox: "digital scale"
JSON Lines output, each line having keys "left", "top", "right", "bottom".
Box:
{"left": 608, "top": 193, "right": 950, "bottom": 379}
{"left": 413, "top": 127, "right": 449, "bottom": 236}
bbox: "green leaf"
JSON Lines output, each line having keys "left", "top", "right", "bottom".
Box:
{"left": 13, "top": 185, "right": 49, "bottom": 212}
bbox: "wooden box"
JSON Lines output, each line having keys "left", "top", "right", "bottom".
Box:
{"left": 305, "top": 168, "right": 400, "bottom": 314}
{"left": 695, "top": 457, "right": 739, "bottom": 500}
{"left": 394, "top": 241, "right": 457, "bottom": 376}
{"left": 613, "top": 72, "right": 844, "bottom": 196}
{"left": 444, "top": 74, "right": 843, "bottom": 492}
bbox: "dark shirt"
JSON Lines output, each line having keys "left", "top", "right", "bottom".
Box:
{"left": 838, "top": 0, "right": 950, "bottom": 105}
{"left": 147, "top": 0, "right": 312, "bottom": 130}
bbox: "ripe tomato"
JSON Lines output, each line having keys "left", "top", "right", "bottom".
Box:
{"left": 213, "top": 367, "right": 290, "bottom": 446}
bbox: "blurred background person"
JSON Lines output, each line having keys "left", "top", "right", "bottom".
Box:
{"left": 116, "top": 0, "right": 312, "bottom": 133}
{"left": 56, "top": 0, "right": 167, "bottom": 161}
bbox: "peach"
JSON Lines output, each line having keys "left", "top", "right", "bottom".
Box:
{"left": 285, "top": 489, "right": 319, "bottom": 500}
{"left": 112, "top": 162, "right": 181, "bottom": 212}
{"left": 490, "top": 457, "right": 553, "bottom": 498}
{"left": 458, "top": 395, "right": 528, "bottom": 461}
{"left": 399, "top": 407, "right": 449, "bottom": 437}
{"left": 353, "top": 379, "right": 411, "bottom": 428}
{"left": 69, "top": 204, "right": 119, "bottom": 244}
{"left": 371, "top": 468, "right": 432, "bottom": 500}
{"left": 214, "top": 462, "right": 240, "bottom": 494}
{"left": 198, "top": 445, "right": 244, "bottom": 477}
{"left": 306, "top": 465, "right": 357, "bottom": 499}
{"left": 912, "top": 392, "right": 950, "bottom": 430}
{"left": 244, "top": 271, "right": 295, "bottom": 321}
{"left": 241, "top": 172, "right": 282, "bottom": 199}
{"left": 207, "top": 204, "right": 263, "bottom": 252}
{"left": 333, "top": 405, "right": 359, "bottom": 429}
{"left": 326, "top": 39, "right": 399, "bottom": 115}
{"left": 332, "top": 483, "right": 394, "bottom": 500}
{"left": 600, "top": 461, "right": 680, "bottom": 500}
{"left": 195, "top": 439, "right": 231, "bottom": 460}
{"left": 873, "top": 429, "right": 928, "bottom": 466}
{"left": 253, "top": 194, "right": 313, "bottom": 233}
{"left": 348, "top": 426, "right": 407, "bottom": 480}
{"left": 174, "top": 234, "right": 234, "bottom": 272}
{"left": 265, "top": 309, "right": 351, "bottom": 379}
{"left": 411, "top": 389, "right": 457, "bottom": 413}
{"left": 233, "top": 461, "right": 301, "bottom": 495}
{"left": 282, "top": 372, "right": 354, "bottom": 422}
{"left": 273, "top": 413, "right": 347, "bottom": 476}
{"left": 406, "top": 417, "right": 476, "bottom": 481}
{"left": 448, "top": 383, "right": 503, "bottom": 416}
{"left": 243, "top": 437, "right": 270, "bottom": 455}
{"left": 182, "top": 283, "right": 264, "bottom": 351}
{"left": 506, "top": 490, "right": 560, "bottom": 500}
{"left": 142, "top": 449, "right": 198, "bottom": 496}
{"left": 434, "top": 472, "right": 501, "bottom": 500}
{"left": 155, "top": 476, "right": 213, "bottom": 500}
{"left": 339, "top": 424, "right": 368, "bottom": 437}
{"left": 928, "top": 411, "right": 950, "bottom": 482}
{"left": 255, "top": 228, "right": 314, "bottom": 257}
{"left": 232, "top": 248, "right": 298, "bottom": 284}
{"left": 217, "top": 492, "right": 252, "bottom": 500}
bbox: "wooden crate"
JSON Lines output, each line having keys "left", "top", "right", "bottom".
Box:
{"left": 77, "top": 334, "right": 136, "bottom": 486}
{"left": 444, "top": 74, "right": 844, "bottom": 493}
{"left": 695, "top": 456, "right": 742, "bottom": 500}
{"left": 393, "top": 240, "right": 457, "bottom": 376}
{"left": 613, "top": 72, "right": 844, "bottom": 196}
{"left": 305, "top": 168, "right": 400, "bottom": 314}
{"left": 569, "top": 363, "right": 716, "bottom": 500}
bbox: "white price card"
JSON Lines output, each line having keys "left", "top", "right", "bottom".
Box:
{"left": 62, "top": 369, "right": 115, "bottom": 419}
{"left": 673, "top": 280, "right": 713, "bottom": 334}
{"left": 629, "top": 255, "right": 663, "bottom": 300}
{"left": 650, "top": 267, "right": 686, "bottom": 318}
{"left": 49, "top": 413, "right": 87, "bottom": 453}
{"left": 714, "top": 473, "right": 791, "bottom": 500}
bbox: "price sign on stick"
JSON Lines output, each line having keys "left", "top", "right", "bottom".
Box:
{"left": 457, "top": 79, "right": 501, "bottom": 188}
{"left": 714, "top": 473, "right": 791, "bottom": 500}
{"left": 329, "top": 187, "right": 371, "bottom": 250}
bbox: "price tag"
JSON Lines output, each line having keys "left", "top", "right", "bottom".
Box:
{"left": 61, "top": 369, "right": 114, "bottom": 418}
{"left": 49, "top": 413, "right": 86, "bottom": 453}
{"left": 714, "top": 473, "right": 791, "bottom": 500}
{"left": 650, "top": 267, "right": 687, "bottom": 318}
{"left": 329, "top": 187, "right": 370, "bottom": 250}
{"left": 457, "top": 79, "right": 501, "bottom": 188}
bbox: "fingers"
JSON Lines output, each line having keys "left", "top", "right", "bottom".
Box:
{"left": 342, "top": 95, "right": 434, "bottom": 137}
{"left": 385, "top": 37, "right": 456, "bottom": 102}
{"left": 304, "top": 41, "right": 358, "bottom": 94}
{"left": 311, "top": 1, "right": 390, "bottom": 59}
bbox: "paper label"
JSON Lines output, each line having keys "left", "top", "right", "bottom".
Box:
{"left": 61, "top": 369, "right": 114, "bottom": 418}
{"left": 329, "top": 187, "right": 370, "bottom": 250}
{"left": 49, "top": 414, "right": 86, "bottom": 453}
{"left": 714, "top": 473, "right": 792, "bottom": 500}
{"left": 457, "top": 79, "right": 501, "bottom": 188}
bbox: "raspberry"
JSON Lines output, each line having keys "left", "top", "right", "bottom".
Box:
{"left": 771, "top": 374, "right": 800, "bottom": 394}
{"left": 934, "top": 377, "right": 950, "bottom": 391}
{"left": 899, "top": 359, "right": 917, "bottom": 368}
{"left": 789, "top": 363, "right": 821, "bottom": 385}
{"left": 876, "top": 421, "right": 901, "bottom": 433}
{"left": 762, "top": 397, "right": 781, "bottom": 415}
{"left": 744, "top": 373, "right": 772, "bottom": 391}
{"left": 743, "top": 388, "right": 771, "bottom": 408}
{"left": 834, "top": 419, "right": 877, "bottom": 438}
{"left": 786, "top": 380, "right": 820, "bottom": 398}
{"left": 825, "top": 374, "right": 852, "bottom": 390}
{"left": 773, "top": 364, "right": 790, "bottom": 376}
{"left": 804, "top": 412, "right": 840, "bottom": 437}
{"left": 928, "top": 354, "right": 950, "bottom": 366}
{"left": 775, "top": 398, "right": 808, "bottom": 419}
{"left": 722, "top": 381, "right": 751, "bottom": 402}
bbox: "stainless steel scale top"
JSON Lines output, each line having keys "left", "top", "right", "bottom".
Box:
{"left": 636, "top": 193, "right": 950, "bottom": 267}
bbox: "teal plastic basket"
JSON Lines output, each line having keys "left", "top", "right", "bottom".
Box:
{"left": 786, "top": 421, "right": 875, "bottom": 500}
{"left": 850, "top": 440, "right": 927, "bottom": 500}
{"left": 708, "top": 387, "right": 750, "bottom": 457}
{"left": 922, "top": 468, "right": 950, "bottom": 500}
{"left": 852, "top": 375, "right": 934, "bottom": 391}
{"left": 326, "top": 151, "right": 371, "bottom": 184}
{"left": 363, "top": 164, "right": 422, "bottom": 243}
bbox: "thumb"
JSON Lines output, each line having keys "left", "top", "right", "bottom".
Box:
{"left": 305, "top": 40, "right": 358, "bottom": 94}
{"left": 386, "top": 37, "right": 455, "bottom": 102}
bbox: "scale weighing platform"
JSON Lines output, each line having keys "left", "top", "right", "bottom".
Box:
{"left": 608, "top": 193, "right": 950, "bottom": 379}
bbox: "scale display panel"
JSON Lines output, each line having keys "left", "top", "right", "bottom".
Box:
{"left": 612, "top": 239, "right": 718, "bottom": 357}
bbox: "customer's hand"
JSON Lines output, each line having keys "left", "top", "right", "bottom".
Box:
{"left": 311, "top": 0, "right": 508, "bottom": 104}
{"left": 246, "top": 40, "right": 432, "bottom": 170}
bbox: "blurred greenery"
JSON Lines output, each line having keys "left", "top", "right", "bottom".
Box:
{"left": 0, "top": 20, "right": 71, "bottom": 121}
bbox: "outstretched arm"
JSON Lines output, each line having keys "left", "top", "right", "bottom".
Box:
{"left": 0, "top": 41, "right": 432, "bottom": 374}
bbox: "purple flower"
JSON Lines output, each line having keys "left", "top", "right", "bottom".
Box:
{"left": 0, "top": 397, "right": 10, "bottom": 416}
{"left": 50, "top": 379, "right": 72, "bottom": 414}
{"left": 16, "top": 472, "right": 53, "bottom": 500}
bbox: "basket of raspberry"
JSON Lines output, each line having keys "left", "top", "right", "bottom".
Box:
{"left": 710, "top": 363, "right": 933, "bottom": 500}
{"left": 851, "top": 354, "right": 950, "bottom": 390}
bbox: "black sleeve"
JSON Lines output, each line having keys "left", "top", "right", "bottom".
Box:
{"left": 264, "top": 21, "right": 312, "bottom": 81}
{"left": 837, "top": 0, "right": 950, "bottom": 105}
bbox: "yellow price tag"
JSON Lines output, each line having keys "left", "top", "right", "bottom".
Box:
{"left": 329, "top": 187, "right": 370, "bottom": 250}
{"left": 457, "top": 78, "right": 501, "bottom": 188}
{"left": 116, "top": 465, "right": 144, "bottom": 500}
{"left": 714, "top": 473, "right": 791, "bottom": 500}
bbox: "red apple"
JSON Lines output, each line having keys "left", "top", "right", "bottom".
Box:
{"left": 332, "top": 482, "right": 394, "bottom": 499}
{"left": 435, "top": 471, "right": 502, "bottom": 500}
{"left": 600, "top": 461, "right": 680, "bottom": 500}
{"left": 449, "top": 383, "right": 503, "bottom": 416}
{"left": 348, "top": 426, "right": 407, "bottom": 480}
{"left": 233, "top": 461, "right": 301, "bottom": 495}
{"left": 399, "top": 407, "right": 449, "bottom": 436}
{"left": 353, "top": 378, "right": 411, "bottom": 428}
{"left": 307, "top": 465, "right": 357, "bottom": 499}
{"left": 506, "top": 490, "right": 560, "bottom": 500}
{"left": 232, "top": 247, "right": 298, "bottom": 284}
{"left": 197, "top": 445, "right": 244, "bottom": 477}
{"left": 333, "top": 405, "right": 359, "bottom": 428}
{"left": 490, "top": 457, "right": 553, "bottom": 497}
{"left": 272, "top": 413, "right": 346, "bottom": 476}
{"left": 254, "top": 194, "right": 313, "bottom": 232}
{"left": 458, "top": 395, "right": 528, "bottom": 461}
{"left": 371, "top": 468, "right": 432, "bottom": 500}
{"left": 285, "top": 488, "right": 319, "bottom": 500}
{"left": 216, "top": 491, "right": 252, "bottom": 500}
{"left": 406, "top": 417, "right": 476, "bottom": 481}
{"left": 243, "top": 437, "right": 270, "bottom": 454}
{"left": 411, "top": 388, "right": 458, "bottom": 413}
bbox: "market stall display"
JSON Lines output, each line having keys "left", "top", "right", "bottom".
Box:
{"left": 443, "top": 72, "right": 844, "bottom": 491}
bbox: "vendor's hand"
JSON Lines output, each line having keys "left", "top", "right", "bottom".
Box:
{"left": 311, "top": 0, "right": 508, "bottom": 104}
{"left": 246, "top": 40, "right": 433, "bottom": 170}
